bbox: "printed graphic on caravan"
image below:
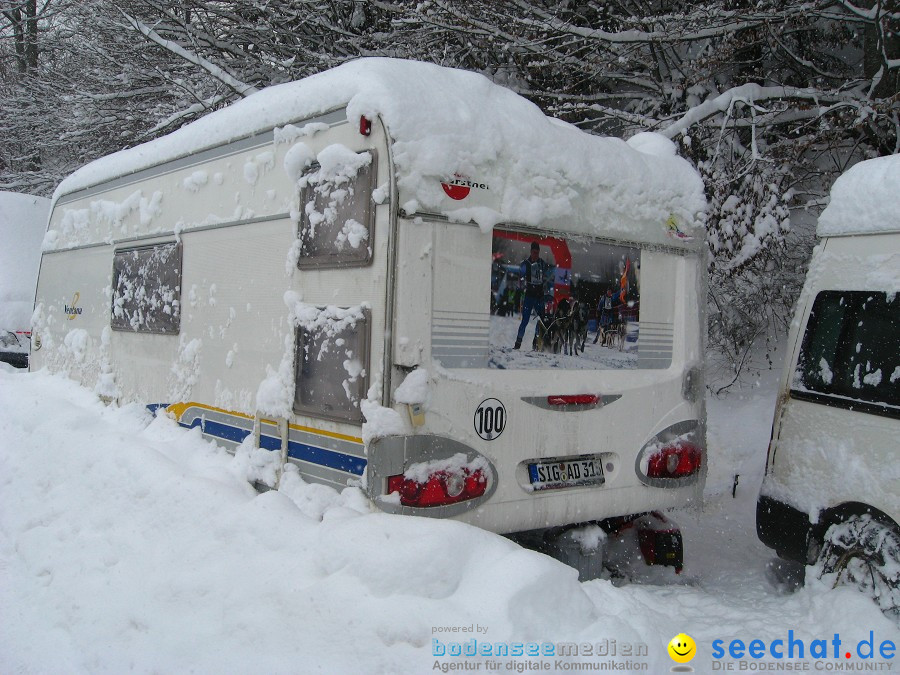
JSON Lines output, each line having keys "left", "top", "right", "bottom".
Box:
{"left": 33, "top": 59, "right": 707, "bottom": 574}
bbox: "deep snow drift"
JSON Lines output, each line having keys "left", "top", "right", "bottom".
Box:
{"left": 0, "top": 364, "right": 896, "bottom": 674}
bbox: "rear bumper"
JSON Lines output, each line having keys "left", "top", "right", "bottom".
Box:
{"left": 756, "top": 494, "right": 813, "bottom": 563}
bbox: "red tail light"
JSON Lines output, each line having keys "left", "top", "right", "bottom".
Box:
{"left": 646, "top": 441, "right": 702, "bottom": 479}
{"left": 387, "top": 468, "right": 487, "bottom": 508}
{"left": 359, "top": 115, "right": 372, "bottom": 136}
{"left": 547, "top": 394, "right": 598, "bottom": 406}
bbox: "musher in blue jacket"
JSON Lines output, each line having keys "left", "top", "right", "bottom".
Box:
{"left": 514, "top": 241, "right": 551, "bottom": 350}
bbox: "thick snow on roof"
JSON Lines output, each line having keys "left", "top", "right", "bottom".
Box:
{"left": 818, "top": 154, "right": 900, "bottom": 237}
{"left": 0, "top": 192, "right": 50, "bottom": 328}
{"left": 54, "top": 58, "right": 705, "bottom": 244}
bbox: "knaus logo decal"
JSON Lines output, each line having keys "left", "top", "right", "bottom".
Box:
{"left": 441, "top": 175, "right": 490, "bottom": 201}
{"left": 65, "top": 292, "right": 82, "bottom": 320}
{"left": 664, "top": 214, "right": 693, "bottom": 241}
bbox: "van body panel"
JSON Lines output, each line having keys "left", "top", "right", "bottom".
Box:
{"left": 758, "top": 216, "right": 899, "bottom": 559}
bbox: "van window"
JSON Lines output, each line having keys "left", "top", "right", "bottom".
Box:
{"left": 110, "top": 242, "right": 182, "bottom": 334}
{"left": 793, "top": 291, "right": 899, "bottom": 418}
{"left": 486, "top": 229, "right": 648, "bottom": 370}
{"left": 294, "top": 308, "right": 369, "bottom": 423}
{"left": 297, "top": 149, "right": 375, "bottom": 268}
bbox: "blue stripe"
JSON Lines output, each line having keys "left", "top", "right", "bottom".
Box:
{"left": 286, "top": 440, "right": 366, "bottom": 475}
{"left": 147, "top": 403, "right": 170, "bottom": 416}
{"left": 177, "top": 415, "right": 366, "bottom": 477}
{"left": 195, "top": 418, "right": 251, "bottom": 444}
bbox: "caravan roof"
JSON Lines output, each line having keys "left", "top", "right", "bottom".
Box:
{"left": 52, "top": 58, "right": 705, "bottom": 249}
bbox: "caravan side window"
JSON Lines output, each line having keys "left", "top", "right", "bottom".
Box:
{"left": 111, "top": 242, "right": 182, "bottom": 334}
{"left": 293, "top": 307, "right": 369, "bottom": 423}
{"left": 793, "top": 291, "right": 899, "bottom": 418}
{"left": 297, "top": 149, "right": 375, "bottom": 268}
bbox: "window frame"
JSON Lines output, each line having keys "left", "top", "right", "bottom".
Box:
{"left": 296, "top": 149, "right": 377, "bottom": 270}
{"left": 791, "top": 290, "right": 899, "bottom": 420}
{"left": 292, "top": 307, "right": 371, "bottom": 424}
{"left": 110, "top": 241, "right": 183, "bottom": 335}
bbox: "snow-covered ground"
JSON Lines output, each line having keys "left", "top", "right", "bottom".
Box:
{"left": 1, "top": 361, "right": 896, "bottom": 674}
{"left": 488, "top": 314, "right": 635, "bottom": 370}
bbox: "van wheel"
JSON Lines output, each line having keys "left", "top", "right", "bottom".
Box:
{"left": 814, "top": 515, "right": 900, "bottom": 620}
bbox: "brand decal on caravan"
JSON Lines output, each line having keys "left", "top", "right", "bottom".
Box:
{"left": 664, "top": 215, "right": 693, "bottom": 242}
{"left": 441, "top": 175, "right": 490, "bottom": 200}
{"left": 65, "top": 292, "right": 82, "bottom": 319}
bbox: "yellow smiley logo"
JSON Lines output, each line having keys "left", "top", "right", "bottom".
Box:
{"left": 667, "top": 633, "right": 696, "bottom": 663}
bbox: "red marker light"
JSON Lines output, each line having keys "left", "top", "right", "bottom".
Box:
{"left": 359, "top": 116, "right": 371, "bottom": 136}
{"left": 546, "top": 394, "right": 599, "bottom": 406}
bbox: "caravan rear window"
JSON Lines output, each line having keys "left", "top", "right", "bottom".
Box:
{"left": 297, "top": 149, "right": 375, "bottom": 268}
{"left": 110, "top": 242, "right": 182, "bottom": 334}
{"left": 793, "top": 291, "right": 899, "bottom": 417}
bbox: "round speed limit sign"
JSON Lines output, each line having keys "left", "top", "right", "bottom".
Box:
{"left": 474, "top": 398, "right": 506, "bottom": 441}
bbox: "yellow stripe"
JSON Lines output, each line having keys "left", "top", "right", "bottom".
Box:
{"left": 165, "top": 401, "right": 364, "bottom": 445}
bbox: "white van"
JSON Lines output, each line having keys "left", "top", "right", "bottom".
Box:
{"left": 757, "top": 155, "right": 899, "bottom": 612}
{"left": 32, "top": 59, "right": 707, "bottom": 567}
{"left": 0, "top": 191, "right": 50, "bottom": 368}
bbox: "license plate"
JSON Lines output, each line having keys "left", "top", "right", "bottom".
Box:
{"left": 528, "top": 456, "right": 605, "bottom": 490}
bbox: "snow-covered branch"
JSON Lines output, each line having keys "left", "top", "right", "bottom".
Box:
{"left": 121, "top": 12, "right": 258, "bottom": 98}
{"left": 660, "top": 84, "right": 859, "bottom": 138}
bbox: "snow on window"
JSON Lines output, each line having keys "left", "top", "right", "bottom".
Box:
{"left": 296, "top": 146, "right": 374, "bottom": 268}
{"left": 283, "top": 142, "right": 315, "bottom": 183}
{"left": 111, "top": 242, "right": 182, "bottom": 334}
{"left": 862, "top": 367, "right": 882, "bottom": 387}
{"left": 286, "top": 293, "right": 370, "bottom": 422}
{"left": 794, "top": 290, "right": 899, "bottom": 414}
{"left": 818, "top": 358, "right": 833, "bottom": 385}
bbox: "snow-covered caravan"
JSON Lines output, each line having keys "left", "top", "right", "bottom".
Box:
{"left": 33, "top": 59, "right": 707, "bottom": 546}
{"left": 757, "top": 155, "right": 899, "bottom": 610}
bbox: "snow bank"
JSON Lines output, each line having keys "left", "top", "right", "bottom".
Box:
{"left": 0, "top": 192, "right": 50, "bottom": 328}
{"left": 0, "top": 369, "right": 895, "bottom": 674}
{"left": 818, "top": 155, "right": 900, "bottom": 237}
{"left": 53, "top": 59, "right": 705, "bottom": 242}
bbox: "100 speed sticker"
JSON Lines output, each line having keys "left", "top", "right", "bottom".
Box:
{"left": 474, "top": 398, "right": 506, "bottom": 441}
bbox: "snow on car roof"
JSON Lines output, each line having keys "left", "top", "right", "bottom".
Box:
{"left": 818, "top": 154, "right": 900, "bottom": 237}
{"left": 53, "top": 58, "right": 706, "bottom": 245}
